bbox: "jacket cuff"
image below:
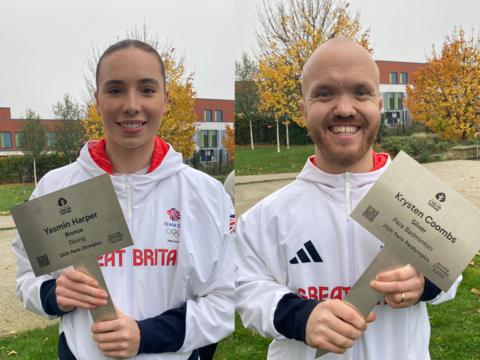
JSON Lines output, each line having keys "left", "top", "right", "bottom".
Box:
{"left": 40, "top": 279, "right": 68, "bottom": 317}
{"left": 419, "top": 277, "right": 442, "bottom": 301}
{"left": 273, "top": 292, "right": 318, "bottom": 342}
{"left": 137, "top": 303, "right": 187, "bottom": 354}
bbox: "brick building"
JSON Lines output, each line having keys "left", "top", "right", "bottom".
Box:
{"left": 0, "top": 98, "right": 234, "bottom": 160}
{"left": 376, "top": 60, "right": 426, "bottom": 127}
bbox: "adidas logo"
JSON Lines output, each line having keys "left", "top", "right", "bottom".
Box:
{"left": 290, "top": 240, "right": 323, "bottom": 264}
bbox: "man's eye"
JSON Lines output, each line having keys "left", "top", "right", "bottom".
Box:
{"left": 315, "top": 89, "right": 332, "bottom": 98}
{"left": 355, "top": 88, "right": 370, "bottom": 97}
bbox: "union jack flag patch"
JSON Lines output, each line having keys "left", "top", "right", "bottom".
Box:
{"left": 229, "top": 214, "right": 236, "bottom": 233}
{"left": 167, "top": 208, "right": 181, "bottom": 222}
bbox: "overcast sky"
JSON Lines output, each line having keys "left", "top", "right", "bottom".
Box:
{"left": 2, "top": 0, "right": 479, "bottom": 118}
{"left": 236, "top": 0, "right": 480, "bottom": 62}
{"left": 0, "top": 0, "right": 234, "bottom": 118}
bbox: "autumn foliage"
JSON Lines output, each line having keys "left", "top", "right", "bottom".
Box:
{"left": 406, "top": 28, "right": 480, "bottom": 143}
{"left": 256, "top": 0, "right": 370, "bottom": 128}
{"left": 222, "top": 125, "right": 235, "bottom": 161}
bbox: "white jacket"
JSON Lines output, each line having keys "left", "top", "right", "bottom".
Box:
{"left": 13, "top": 141, "right": 235, "bottom": 359}
{"left": 235, "top": 156, "right": 460, "bottom": 360}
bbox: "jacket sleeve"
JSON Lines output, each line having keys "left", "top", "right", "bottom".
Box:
{"left": 178, "top": 189, "right": 235, "bottom": 352}
{"left": 426, "top": 274, "right": 462, "bottom": 305}
{"left": 235, "top": 206, "right": 296, "bottom": 339}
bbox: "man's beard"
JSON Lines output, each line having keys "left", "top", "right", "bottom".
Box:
{"left": 308, "top": 120, "right": 380, "bottom": 169}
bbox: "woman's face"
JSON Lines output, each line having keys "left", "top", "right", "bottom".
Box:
{"left": 95, "top": 47, "right": 167, "bottom": 153}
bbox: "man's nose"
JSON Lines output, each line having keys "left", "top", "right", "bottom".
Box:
{"left": 333, "top": 94, "right": 356, "bottom": 118}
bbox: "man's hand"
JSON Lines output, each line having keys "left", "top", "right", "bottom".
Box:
{"left": 370, "top": 264, "right": 425, "bottom": 308}
{"left": 305, "top": 299, "right": 375, "bottom": 353}
{"left": 92, "top": 309, "right": 141, "bottom": 359}
{"left": 55, "top": 268, "right": 108, "bottom": 312}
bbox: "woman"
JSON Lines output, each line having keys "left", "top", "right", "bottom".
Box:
{"left": 13, "top": 39, "right": 234, "bottom": 360}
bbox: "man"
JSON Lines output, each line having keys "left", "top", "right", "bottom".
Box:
{"left": 235, "top": 37, "right": 460, "bottom": 360}
{"left": 13, "top": 40, "right": 234, "bottom": 359}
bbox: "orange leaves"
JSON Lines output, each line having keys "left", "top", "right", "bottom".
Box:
{"left": 222, "top": 125, "right": 235, "bottom": 161}
{"left": 255, "top": 0, "right": 369, "bottom": 128}
{"left": 406, "top": 27, "right": 480, "bottom": 143}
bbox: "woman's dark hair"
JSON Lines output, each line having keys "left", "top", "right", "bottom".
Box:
{"left": 96, "top": 39, "right": 166, "bottom": 91}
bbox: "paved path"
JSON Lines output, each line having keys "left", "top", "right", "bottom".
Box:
{"left": 1, "top": 160, "right": 480, "bottom": 336}
{"left": 236, "top": 160, "right": 480, "bottom": 215}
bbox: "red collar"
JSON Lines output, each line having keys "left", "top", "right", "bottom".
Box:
{"left": 88, "top": 137, "right": 169, "bottom": 174}
{"left": 310, "top": 150, "right": 389, "bottom": 172}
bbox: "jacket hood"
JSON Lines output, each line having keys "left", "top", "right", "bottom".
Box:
{"left": 76, "top": 137, "right": 188, "bottom": 184}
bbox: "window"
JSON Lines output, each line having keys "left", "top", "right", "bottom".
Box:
{"left": 215, "top": 110, "right": 223, "bottom": 122}
{"left": 15, "top": 132, "right": 25, "bottom": 148}
{"left": 199, "top": 130, "right": 218, "bottom": 148}
{"left": 400, "top": 72, "right": 408, "bottom": 84}
{"left": 47, "top": 132, "right": 56, "bottom": 148}
{"left": 204, "top": 110, "right": 212, "bottom": 122}
{"left": 389, "top": 72, "right": 398, "bottom": 84}
{"left": 0, "top": 132, "right": 12, "bottom": 148}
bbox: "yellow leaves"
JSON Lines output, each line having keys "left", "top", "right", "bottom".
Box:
{"left": 406, "top": 27, "right": 480, "bottom": 143}
{"left": 255, "top": 0, "right": 369, "bottom": 128}
{"left": 470, "top": 288, "right": 480, "bottom": 296}
{"left": 159, "top": 78, "right": 197, "bottom": 159}
{"left": 82, "top": 104, "right": 104, "bottom": 140}
{"left": 222, "top": 125, "right": 235, "bottom": 161}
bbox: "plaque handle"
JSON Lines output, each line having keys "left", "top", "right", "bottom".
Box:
{"left": 74, "top": 256, "right": 118, "bottom": 323}
{"left": 316, "top": 248, "right": 405, "bottom": 358}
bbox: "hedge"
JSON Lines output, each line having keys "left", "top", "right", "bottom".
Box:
{"left": 0, "top": 154, "right": 70, "bottom": 184}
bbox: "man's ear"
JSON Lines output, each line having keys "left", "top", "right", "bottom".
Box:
{"left": 299, "top": 99, "right": 306, "bottom": 118}
{"left": 94, "top": 91, "right": 100, "bottom": 115}
{"left": 378, "top": 96, "right": 383, "bottom": 112}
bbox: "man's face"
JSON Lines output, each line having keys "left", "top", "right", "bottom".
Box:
{"left": 95, "top": 47, "right": 166, "bottom": 153}
{"left": 300, "top": 42, "right": 382, "bottom": 173}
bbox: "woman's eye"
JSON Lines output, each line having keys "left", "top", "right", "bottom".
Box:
{"left": 142, "top": 87, "right": 156, "bottom": 95}
{"left": 107, "top": 88, "right": 123, "bottom": 95}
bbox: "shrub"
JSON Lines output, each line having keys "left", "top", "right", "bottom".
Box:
{"left": 0, "top": 153, "right": 69, "bottom": 184}
{"left": 380, "top": 135, "right": 454, "bottom": 163}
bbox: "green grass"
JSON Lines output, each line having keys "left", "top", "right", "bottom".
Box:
{"left": 0, "top": 325, "right": 57, "bottom": 359}
{"left": 236, "top": 145, "right": 315, "bottom": 175}
{"left": 0, "top": 184, "right": 34, "bottom": 213}
{"left": 427, "top": 255, "right": 480, "bottom": 359}
{"left": 5, "top": 257, "right": 477, "bottom": 360}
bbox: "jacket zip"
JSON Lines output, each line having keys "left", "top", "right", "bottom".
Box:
{"left": 126, "top": 177, "right": 133, "bottom": 314}
{"left": 344, "top": 172, "right": 358, "bottom": 360}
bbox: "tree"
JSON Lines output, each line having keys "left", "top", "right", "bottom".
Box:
{"left": 83, "top": 104, "right": 104, "bottom": 140}
{"left": 406, "top": 28, "right": 480, "bottom": 143}
{"left": 84, "top": 24, "right": 197, "bottom": 158}
{"left": 235, "top": 53, "right": 259, "bottom": 150}
{"left": 22, "top": 109, "right": 47, "bottom": 185}
{"left": 255, "top": 0, "right": 370, "bottom": 151}
{"left": 53, "top": 95, "right": 85, "bottom": 163}
{"left": 222, "top": 125, "right": 235, "bottom": 162}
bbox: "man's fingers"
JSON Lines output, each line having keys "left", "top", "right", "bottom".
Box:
{"left": 365, "top": 311, "right": 376, "bottom": 323}
{"left": 331, "top": 302, "right": 367, "bottom": 331}
{"left": 321, "top": 327, "right": 355, "bottom": 351}
{"left": 370, "top": 276, "right": 423, "bottom": 294}
{"left": 375, "top": 264, "right": 415, "bottom": 282}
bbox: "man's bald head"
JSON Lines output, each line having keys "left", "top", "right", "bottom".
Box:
{"left": 301, "top": 37, "right": 379, "bottom": 98}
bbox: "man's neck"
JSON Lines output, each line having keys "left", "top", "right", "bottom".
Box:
{"left": 106, "top": 140, "right": 154, "bottom": 174}
{"left": 314, "top": 148, "right": 374, "bottom": 174}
